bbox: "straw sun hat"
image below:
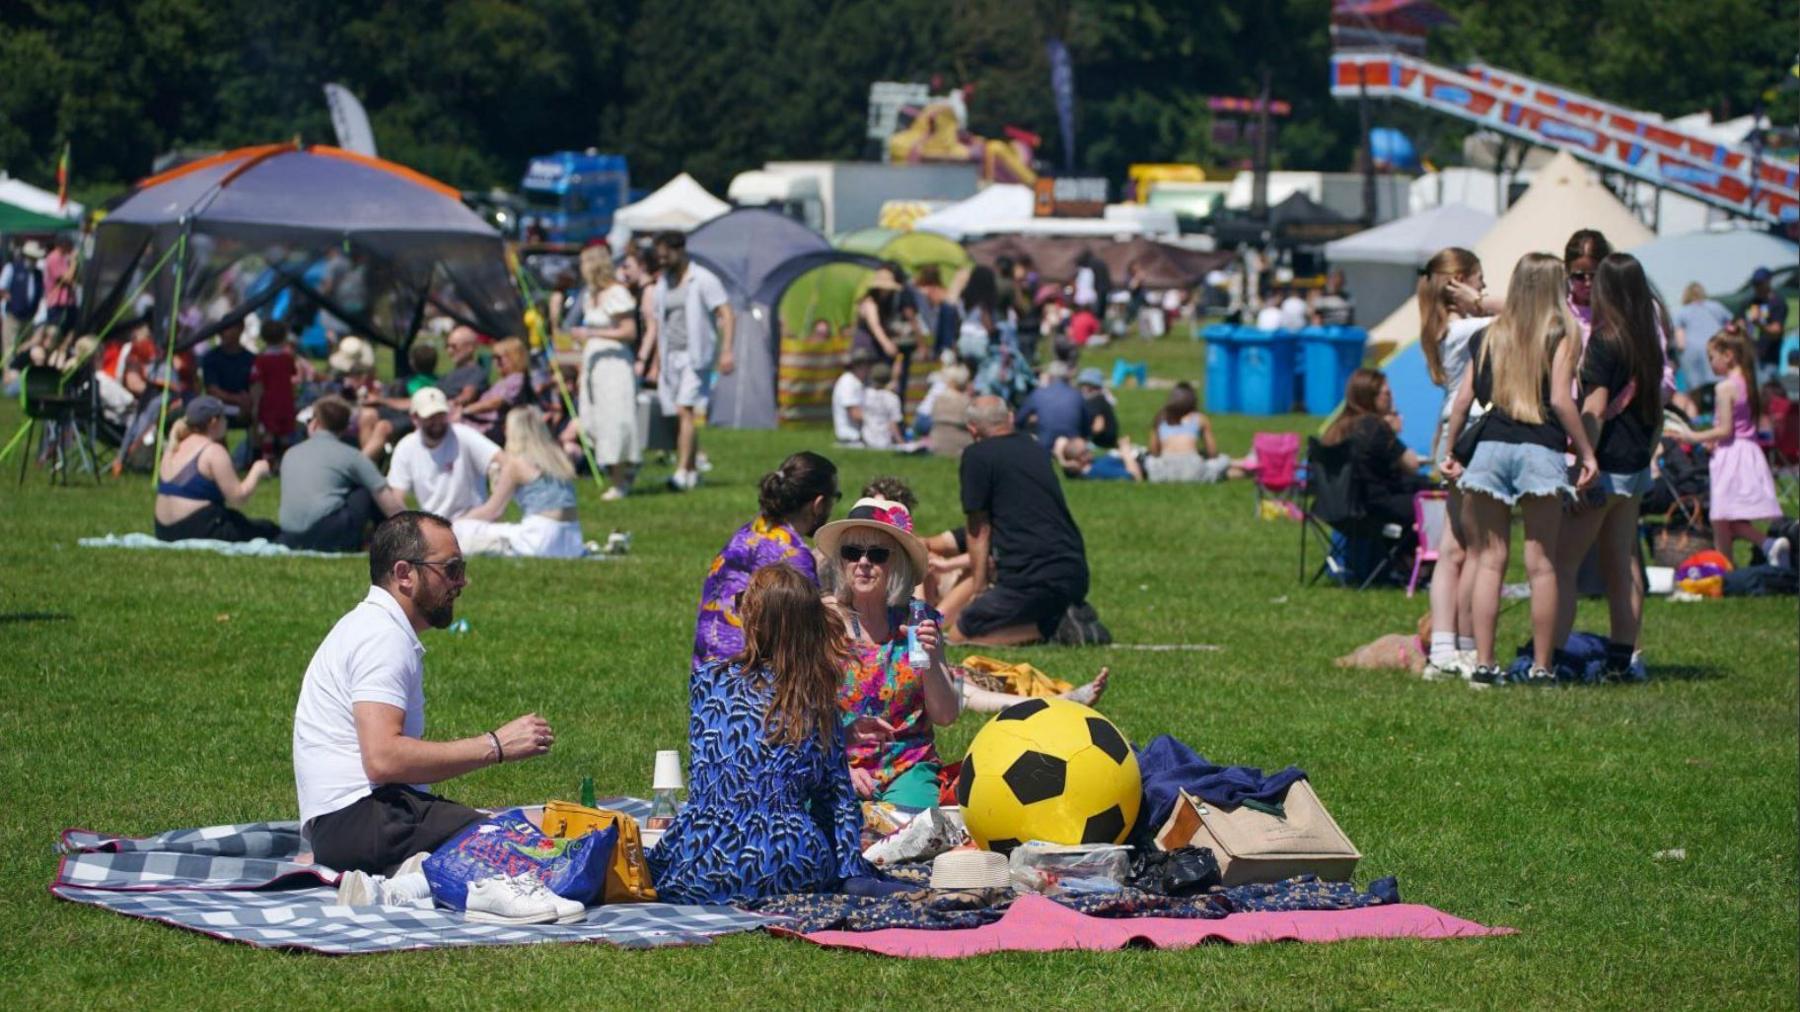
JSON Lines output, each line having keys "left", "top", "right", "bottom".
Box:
{"left": 815, "top": 497, "right": 929, "bottom": 576}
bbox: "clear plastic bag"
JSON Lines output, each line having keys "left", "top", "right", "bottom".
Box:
{"left": 1006, "top": 841, "right": 1132, "bottom": 895}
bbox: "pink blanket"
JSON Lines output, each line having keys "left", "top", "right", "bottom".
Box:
{"left": 782, "top": 894, "right": 1512, "bottom": 958}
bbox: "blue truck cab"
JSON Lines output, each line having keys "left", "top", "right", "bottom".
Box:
{"left": 519, "top": 150, "right": 630, "bottom": 243}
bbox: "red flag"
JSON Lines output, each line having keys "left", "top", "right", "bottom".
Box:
{"left": 56, "top": 143, "right": 70, "bottom": 209}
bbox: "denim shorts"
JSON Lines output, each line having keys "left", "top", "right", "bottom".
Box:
{"left": 1592, "top": 467, "right": 1653, "bottom": 499}
{"left": 1459, "top": 441, "right": 1570, "bottom": 504}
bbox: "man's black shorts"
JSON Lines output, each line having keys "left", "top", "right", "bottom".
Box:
{"left": 307, "top": 784, "right": 482, "bottom": 875}
{"left": 957, "top": 582, "right": 1073, "bottom": 641}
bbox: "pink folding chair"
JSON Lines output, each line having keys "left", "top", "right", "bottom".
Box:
{"left": 1249, "top": 432, "right": 1301, "bottom": 517}
{"left": 1407, "top": 490, "right": 1449, "bottom": 597}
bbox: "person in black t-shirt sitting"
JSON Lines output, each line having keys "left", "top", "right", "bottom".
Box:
{"left": 944, "top": 396, "right": 1092, "bottom": 646}
{"left": 1321, "top": 368, "right": 1429, "bottom": 545}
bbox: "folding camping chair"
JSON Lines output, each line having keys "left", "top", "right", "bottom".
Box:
{"left": 1298, "top": 436, "right": 1407, "bottom": 589}
{"left": 17, "top": 364, "right": 107, "bottom": 486}
{"left": 1250, "top": 431, "right": 1302, "bottom": 519}
{"left": 1406, "top": 490, "right": 1449, "bottom": 597}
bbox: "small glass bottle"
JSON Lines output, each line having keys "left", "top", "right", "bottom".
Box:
{"left": 579, "top": 775, "right": 596, "bottom": 810}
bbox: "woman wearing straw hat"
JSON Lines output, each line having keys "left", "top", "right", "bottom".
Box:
{"left": 649, "top": 564, "right": 872, "bottom": 904}
{"left": 816, "top": 497, "right": 959, "bottom": 805}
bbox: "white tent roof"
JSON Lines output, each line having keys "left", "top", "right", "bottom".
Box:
{"left": 0, "top": 174, "right": 84, "bottom": 219}
{"left": 913, "top": 184, "right": 1034, "bottom": 240}
{"left": 1626, "top": 228, "right": 1799, "bottom": 299}
{"left": 612, "top": 172, "right": 728, "bottom": 233}
{"left": 1372, "top": 150, "right": 1653, "bottom": 355}
{"left": 1326, "top": 203, "right": 1495, "bottom": 266}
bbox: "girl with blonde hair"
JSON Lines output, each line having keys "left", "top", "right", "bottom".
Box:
{"left": 1414, "top": 246, "right": 1488, "bottom": 680}
{"left": 1440, "top": 253, "right": 1597, "bottom": 687}
{"left": 557, "top": 243, "right": 641, "bottom": 498}
{"left": 458, "top": 405, "right": 584, "bottom": 557}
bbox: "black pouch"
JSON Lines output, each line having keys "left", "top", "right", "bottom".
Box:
{"left": 1128, "top": 846, "right": 1222, "bottom": 896}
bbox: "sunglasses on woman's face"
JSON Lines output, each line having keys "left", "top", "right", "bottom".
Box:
{"left": 839, "top": 544, "right": 891, "bottom": 565}
{"left": 1569, "top": 271, "right": 1594, "bottom": 283}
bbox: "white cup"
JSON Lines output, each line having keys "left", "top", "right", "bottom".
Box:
{"left": 652, "top": 749, "right": 683, "bottom": 791}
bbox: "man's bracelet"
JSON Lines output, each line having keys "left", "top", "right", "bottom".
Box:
{"left": 487, "top": 731, "right": 503, "bottom": 765}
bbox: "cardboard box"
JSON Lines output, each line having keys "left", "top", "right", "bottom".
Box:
{"left": 1153, "top": 783, "right": 1360, "bottom": 886}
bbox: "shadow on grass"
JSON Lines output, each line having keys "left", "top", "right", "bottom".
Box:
{"left": 1651, "top": 663, "right": 1726, "bottom": 682}
{"left": 0, "top": 612, "right": 74, "bottom": 624}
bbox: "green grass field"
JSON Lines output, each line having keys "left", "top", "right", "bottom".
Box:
{"left": 2, "top": 336, "right": 1795, "bottom": 1008}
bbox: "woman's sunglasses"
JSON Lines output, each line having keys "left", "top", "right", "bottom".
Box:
{"left": 1568, "top": 271, "right": 1594, "bottom": 283}
{"left": 839, "top": 544, "right": 891, "bottom": 565}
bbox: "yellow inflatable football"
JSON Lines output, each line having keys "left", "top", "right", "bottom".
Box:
{"left": 954, "top": 697, "right": 1141, "bottom": 852}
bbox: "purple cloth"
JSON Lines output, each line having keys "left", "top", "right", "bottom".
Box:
{"left": 691, "top": 516, "right": 819, "bottom": 670}
{"left": 1137, "top": 735, "right": 1308, "bottom": 830}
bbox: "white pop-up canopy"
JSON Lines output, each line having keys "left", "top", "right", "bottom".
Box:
{"left": 912, "top": 184, "right": 1034, "bottom": 240}
{"left": 611, "top": 172, "right": 729, "bottom": 235}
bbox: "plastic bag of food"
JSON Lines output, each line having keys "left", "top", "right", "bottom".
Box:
{"left": 1006, "top": 841, "right": 1132, "bottom": 895}
{"left": 862, "top": 807, "right": 968, "bottom": 866}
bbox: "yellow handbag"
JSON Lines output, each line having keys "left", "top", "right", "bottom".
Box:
{"left": 542, "top": 800, "right": 659, "bottom": 903}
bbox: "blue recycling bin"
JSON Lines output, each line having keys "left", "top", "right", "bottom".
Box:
{"left": 1235, "top": 329, "right": 1299, "bottom": 415}
{"left": 1298, "top": 326, "right": 1369, "bottom": 415}
{"left": 1200, "top": 323, "right": 1240, "bottom": 413}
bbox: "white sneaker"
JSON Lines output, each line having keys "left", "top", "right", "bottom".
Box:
{"left": 601, "top": 484, "right": 628, "bottom": 501}
{"left": 507, "top": 873, "right": 586, "bottom": 924}
{"left": 695, "top": 451, "right": 714, "bottom": 473}
{"left": 1766, "top": 536, "right": 1792, "bottom": 570}
{"left": 464, "top": 875, "right": 560, "bottom": 925}
{"left": 395, "top": 852, "right": 430, "bottom": 878}
{"left": 1421, "top": 655, "right": 1467, "bottom": 681}
{"left": 335, "top": 869, "right": 377, "bottom": 907}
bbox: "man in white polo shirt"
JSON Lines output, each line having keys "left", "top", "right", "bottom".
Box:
{"left": 293, "top": 510, "right": 553, "bottom": 874}
{"left": 385, "top": 387, "right": 509, "bottom": 551}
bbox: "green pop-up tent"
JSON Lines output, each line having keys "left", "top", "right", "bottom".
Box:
{"left": 0, "top": 200, "right": 74, "bottom": 232}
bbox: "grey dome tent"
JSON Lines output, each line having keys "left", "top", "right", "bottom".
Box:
{"left": 686, "top": 208, "right": 882, "bottom": 428}
{"left": 81, "top": 143, "right": 523, "bottom": 352}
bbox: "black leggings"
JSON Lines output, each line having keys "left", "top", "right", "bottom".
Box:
{"left": 155, "top": 502, "right": 281, "bottom": 543}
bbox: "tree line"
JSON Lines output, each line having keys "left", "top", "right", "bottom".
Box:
{"left": 1, "top": 0, "right": 1791, "bottom": 204}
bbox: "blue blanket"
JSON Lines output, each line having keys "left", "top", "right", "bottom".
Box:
{"left": 1137, "top": 735, "right": 1309, "bottom": 831}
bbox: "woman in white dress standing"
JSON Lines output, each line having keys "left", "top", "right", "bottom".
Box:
{"left": 567, "top": 245, "right": 641, "bottom": 499}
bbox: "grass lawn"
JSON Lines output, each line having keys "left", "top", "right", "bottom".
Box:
{"left": 2, "top": 335, "right": 1795, "bottom": 1008}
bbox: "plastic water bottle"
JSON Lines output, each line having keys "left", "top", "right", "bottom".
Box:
{"left": 448, "top": 618, "right": 471, "bottom": 634}
{"left": 906, "top": 623, "right": 928, "bottom": 668}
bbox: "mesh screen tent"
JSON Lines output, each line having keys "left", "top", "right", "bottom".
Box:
{"left": 80, "top": 144, "right": 522, "bottom": 352}
{"left": 686, "top": 208, "right": 881, "bottom": 428}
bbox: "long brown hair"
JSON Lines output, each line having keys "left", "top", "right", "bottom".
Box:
{"left": 1416, "top": 247, "right": 1481, "bottom": 386}
{"left": 1707, "top": 328, "right": 1762, "bottom": 424}
{"left": 1158, "top": 381, "right": 1198, "bottom": 426}
{"left": 1590, "top": 253, "right": 1667, "bottom": 426}
{"left": 1479, "top": 253, "right": 1576, "bottom": 425}
{"left": 1324, "top": 367, "right": 1386, "bottom": 444}
{"left": 732, "top": 564, "right": 850, "bottom": 747}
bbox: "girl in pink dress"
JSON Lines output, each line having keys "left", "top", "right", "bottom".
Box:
{"left": 1672, "top": 328, "right": 1787, "bottom": 565}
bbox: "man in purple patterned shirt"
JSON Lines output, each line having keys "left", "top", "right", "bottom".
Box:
{"left": 692, "top": 452, "right": 840, "bottom": 670}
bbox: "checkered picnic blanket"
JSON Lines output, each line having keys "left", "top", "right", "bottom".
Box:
{"left": 52, "top": 798, "right": 779, "bottom": 955}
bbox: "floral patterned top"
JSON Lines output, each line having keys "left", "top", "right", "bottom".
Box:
{"left": 837, "top": 600, "right": 942, "bottom": 793}
{"left": 693, "top": 515, "right": 819, "bottom": 671}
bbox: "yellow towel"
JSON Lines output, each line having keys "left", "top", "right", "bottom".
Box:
{"left": 958, "top": 655, "right": 1072, "bottom": 698}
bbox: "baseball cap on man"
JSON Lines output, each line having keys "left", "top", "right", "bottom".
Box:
{"left": 410, "top": 386, "right": 450, "bottom": 418}
{"left": 1752, "top": 267, "right": 1773, "bottom": 285}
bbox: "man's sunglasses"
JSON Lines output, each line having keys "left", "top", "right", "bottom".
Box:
{"left": 407, "top": 558, "right": 467, "bottom": 581}
{"left": 839, "top": 545, "right": 891, "bottom": 565}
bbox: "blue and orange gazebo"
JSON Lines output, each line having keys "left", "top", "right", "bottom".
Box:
{"left": 81, "top": 142, "right": 523, "bottom": 351}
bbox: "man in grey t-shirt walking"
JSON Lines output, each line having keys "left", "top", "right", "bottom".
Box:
{"left": 280, "top": 396, "right": 406, "bottom": 551}
{"left": 651, "top": 231, "right": 734, "bottom": 491}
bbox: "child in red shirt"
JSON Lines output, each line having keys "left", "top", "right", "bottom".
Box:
{"left": 251, "top": 321, "right": 300, "bottom": 463}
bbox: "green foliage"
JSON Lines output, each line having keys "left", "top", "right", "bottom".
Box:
{"left": 0, "top": 0, "right": 1791, "bottom": 203}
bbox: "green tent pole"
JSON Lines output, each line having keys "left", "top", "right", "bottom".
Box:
{"left": 148, "top": 227, "right": 191, "bottom": 485}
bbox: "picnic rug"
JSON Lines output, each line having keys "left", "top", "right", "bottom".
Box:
{"left": 54, "top": 797, "right": 1514, "bottom": 957}
{"left": 50, "top": 798, "right": 774, "bottom": 955}
{"left": 77, "top": 533, "right": 617, "bottom": 560}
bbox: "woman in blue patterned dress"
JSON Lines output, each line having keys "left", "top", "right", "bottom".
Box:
{"left": 691, "top": 452, "right": 839, "bottom": 670}
{"left": 651, "top": 563, "right": 872, "bottom": 904}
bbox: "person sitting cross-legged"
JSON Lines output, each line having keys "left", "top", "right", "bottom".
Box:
{"left": 278, "top": 395, "right": 406, "bottom": 552}
{"left": 295, "top": 511, "right": 553, "bottom": 898}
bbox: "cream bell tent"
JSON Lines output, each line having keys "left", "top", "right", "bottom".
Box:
{"left": 1370, "top": 150, "right": 1654, "bottom": 461}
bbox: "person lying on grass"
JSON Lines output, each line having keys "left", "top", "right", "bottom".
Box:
{"left": 294, "top": 511, "right": 552, "bottom": 877}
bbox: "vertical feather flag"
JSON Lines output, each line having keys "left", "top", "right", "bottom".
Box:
{"left": 56, "top": 143, "right": 70, "bottom": 209}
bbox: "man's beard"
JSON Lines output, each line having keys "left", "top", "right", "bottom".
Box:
{"left": 421, "top": 589, "right": 456, "bottom": 629}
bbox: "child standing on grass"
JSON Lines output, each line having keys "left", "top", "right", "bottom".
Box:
{"left": 250, "top": 320, "right": 300, "bottom": 465}
{"left": 1441, "top": 253, "right": 1597, "bottom": 688}
{"left": 1670, "top": 327, "right": 1789, "bottom": 567}
{"left": 1416, "top": 247, "right": 1490, "bottom": 681}
{"left": 1550, "top": 253, "right": 1667, "bottom": 683}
